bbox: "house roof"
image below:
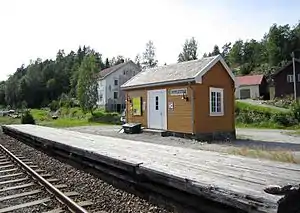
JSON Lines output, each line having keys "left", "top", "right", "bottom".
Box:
{"left": 98, "top": 60, "right": 134, "bottom": 79}
{"left": 273, "top": 59, "right": 300, "bottom": 76}
{"left": 121, "top": 54, "right": 236, "bottom": 90}
{"left": 236, "top": 74, "right": 264, "bottom": 86}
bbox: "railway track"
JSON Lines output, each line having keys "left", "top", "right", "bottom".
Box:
{"left": 0, "top": 144, "right": 94, "bottom": 213}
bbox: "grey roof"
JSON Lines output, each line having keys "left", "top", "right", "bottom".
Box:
{"left": 98, "top": 60, "right": 135, "bottom": 79}
{"left": 121, "top": 55, "right": 221, "bottom": 89}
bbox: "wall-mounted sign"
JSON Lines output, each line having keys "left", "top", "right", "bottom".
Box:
{"left": 169, "top": 88, "right": 187, "bottom": 96}
{"left": 132, "top": 97, "right": 142, "bottom": 116}
{"left": 168, "top": 102, "right": 174, "bottom": 110}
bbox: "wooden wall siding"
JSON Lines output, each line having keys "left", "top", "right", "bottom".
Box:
{"left": 125, "top": 89, "right": 147, "bottom": 127}
{"left": 194, "top": 62, "right": 235, "bottom": 133}
{"left": 125, "top": 84, "right": 193, "bottom": 132}
{"left": 167, "top": 86, "right": 193, "bottom": 133}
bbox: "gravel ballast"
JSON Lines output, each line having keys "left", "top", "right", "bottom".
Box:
{"left": 0, "top": 133, "right": 172, "bottom": 213}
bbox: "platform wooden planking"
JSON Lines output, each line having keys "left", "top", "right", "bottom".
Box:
{"left": 3, "top": 124, "right": 300, "bottom": 212}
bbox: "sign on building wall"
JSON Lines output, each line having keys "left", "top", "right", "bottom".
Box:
{"left": 169, "top": 88, "right": 187, "bottom": 96}
{"left": 132, "top": 97, "right": 142, "bottom": 116}
{"left": 168, "top": 102, "right": 174, "bottom": 110}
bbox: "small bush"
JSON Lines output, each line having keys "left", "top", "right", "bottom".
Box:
{"left": 262, "top": 96, "right": 294, "bottom": 109}
{"left": 88, "top": 111, "right": 121, "bottom": 124}
{"left": 49, "top": 100, "right": 59, "bottom": 112}
{"left": 235, "top": 101, "right": 296, "bottom": 128}
{"left": 291, "top": 100, "right": 300, "bottom": 122}
{"left": 21, "top": 111, "right": 36, "bottom": 124}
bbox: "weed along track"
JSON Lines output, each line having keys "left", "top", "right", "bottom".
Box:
{"left": 0, "top": 144, "right": 93, "bottom": 213}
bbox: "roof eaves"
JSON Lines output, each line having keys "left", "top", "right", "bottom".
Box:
{"left": 121, "top": 78, "right": 195, "bottom": 90}
{"left": 194, "top": 54, "right": 237, "bottom": 87}
{"left": 99, "top": 61, "right": 130, "bottom": 79}
{"left": 273, "top": 59, "right": 300, "bottom": 76}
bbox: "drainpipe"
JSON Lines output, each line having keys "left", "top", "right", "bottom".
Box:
{"left": 188, "top": 82, "right": 195, "bottom": 135}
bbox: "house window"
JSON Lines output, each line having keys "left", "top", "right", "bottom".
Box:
{"left": 155, "top": 96, "right": 159, "bottom": 110}
{"left": 287, "top": 75, "right": 294, "bottom": 83}
{"left": 99, "top": 94, "right": 103, "bottom": 102}
{"left": 209, "top": 87, "right": 224, "bottom": 116}
{"left": 114, "top": 79, "right": 118, "bottom": 86}
{"left": 114, "top": 92, "right": 118, "bottom": 99}
{"left": 298, "top": 74, "right": 300, "bottom": 82}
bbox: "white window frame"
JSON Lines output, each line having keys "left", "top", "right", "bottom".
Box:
{"left": 209, "top": 87, "right": 224, "bottom": 116}
{"left": 287, "top": 74, "right": 294, "bottom": 83}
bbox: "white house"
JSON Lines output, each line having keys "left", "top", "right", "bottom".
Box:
{"left": 235, "top": 74, "right": 268, "bottom": 99}
{"left": 97, "top": 61, "right": 141, "bottom": 112}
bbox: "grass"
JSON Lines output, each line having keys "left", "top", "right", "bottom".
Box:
{"left": 39, "top": 118, "right": 108, "bottom": 128}
{"left": 0, "top": 116, "right": 21, "bottom": 125}
{"left": 0, "top": 107, "right": 119, "bottom": 128}
{"left": 229, "top": 147, "right": 300, "bottom": 164}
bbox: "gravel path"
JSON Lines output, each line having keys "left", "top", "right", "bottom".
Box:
{"left": 0, "top": 133, "right": 171, "bottom": 213}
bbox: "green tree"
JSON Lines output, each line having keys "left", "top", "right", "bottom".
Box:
{"left": 142, "top": 40, "right": 158, "bottom": 69}
{"left": 0, "top": 81, "right": 6, "bottom": 106}
{"left": 134, "top": 54, "right": 142, "bottom": 69}
{"left": 105, "top": 58, "right": 110, "bottom": 68}
{"left": 228, "top": 40, "right": 244, "bottom": 67}
{"left": 211, "top": 45, "right": 221, "bottom": 56}
{"left": 76, "top": 54, "right": 99, "bottom": 114}
{"left": 221, "top": 42, "right": 232, "bottom": 63}
{"left": 178, "top": 37, "right": 198, "bottom": 62}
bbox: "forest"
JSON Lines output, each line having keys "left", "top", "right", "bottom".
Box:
{"left": 0, "top": 21, "right": 299, "bottom": 109}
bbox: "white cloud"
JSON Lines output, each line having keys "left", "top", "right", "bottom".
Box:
{"left": 0, "top": 0, "right": 298, "bottom": 80}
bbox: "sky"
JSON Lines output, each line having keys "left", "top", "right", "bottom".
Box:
{"left": 0, "top": 0, "right": 299, "bottom": 80}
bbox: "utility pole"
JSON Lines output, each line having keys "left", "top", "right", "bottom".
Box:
{"left": 292, "top": 51, "right": 297, "bottom": 100}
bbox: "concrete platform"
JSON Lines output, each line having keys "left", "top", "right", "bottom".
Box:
{"left": 2, "top": 124, "right": 300, "bottom": 213}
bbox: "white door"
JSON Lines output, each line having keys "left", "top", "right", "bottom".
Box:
{"left": 147, "top": 89, "right": 167, "bottom": 130}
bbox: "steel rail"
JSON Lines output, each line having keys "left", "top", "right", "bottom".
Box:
{"left": 0, "top": 144, "right": 88, "bottom": 213}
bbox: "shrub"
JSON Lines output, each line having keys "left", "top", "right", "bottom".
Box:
{"left": 30, "top": 109, "right": 50, "bottom": 122}
{"left": 88, "top": 111, "right": 121, "bottom": 124}
{"left": 291, "top": 100, "right": 300, "bottom": 122}
{"left": 49, "top": 100, "right": 59, "bottom": 112}
{"left": 235, "top": 101, "right": 296, "bottom": 128}
{"left": 262, "top": 96, "right": 294, "bottom": 109}
{"left": 21, "top": 111, "right": 36, "bottom": 124}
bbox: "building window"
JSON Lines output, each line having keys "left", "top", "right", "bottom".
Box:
{"left": 155, "top": 96, "right": 159, "bottom": 110}
{"left": 287, "top": 75, "right": 294, "bottom": 83}
{"left": 209, "top": 87, "right": 224, "bottom": 116}
{"left": 99, "top": 94, "right": 103, "bottom": 102}
{"left": 114, "top": 79, "right": 118, "bottom": 86}
{"left": 113, "top": 92, "right": 118, "bottom": 99}
{"left": 298, "top": 74, "right": 300, "bottom": 82}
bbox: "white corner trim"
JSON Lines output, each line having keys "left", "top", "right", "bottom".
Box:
{"left": 209, "top": 87, "right": 224, "bottom": 117}
{"left": 147, "top": 90, "right": 150, "bottom": 128}
{"left": 163, "top": 88, "right": 168, "bottom": 130}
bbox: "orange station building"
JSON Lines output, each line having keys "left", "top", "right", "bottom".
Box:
{"left": 121, "top": 55, "right": 237, "bottom": 141}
